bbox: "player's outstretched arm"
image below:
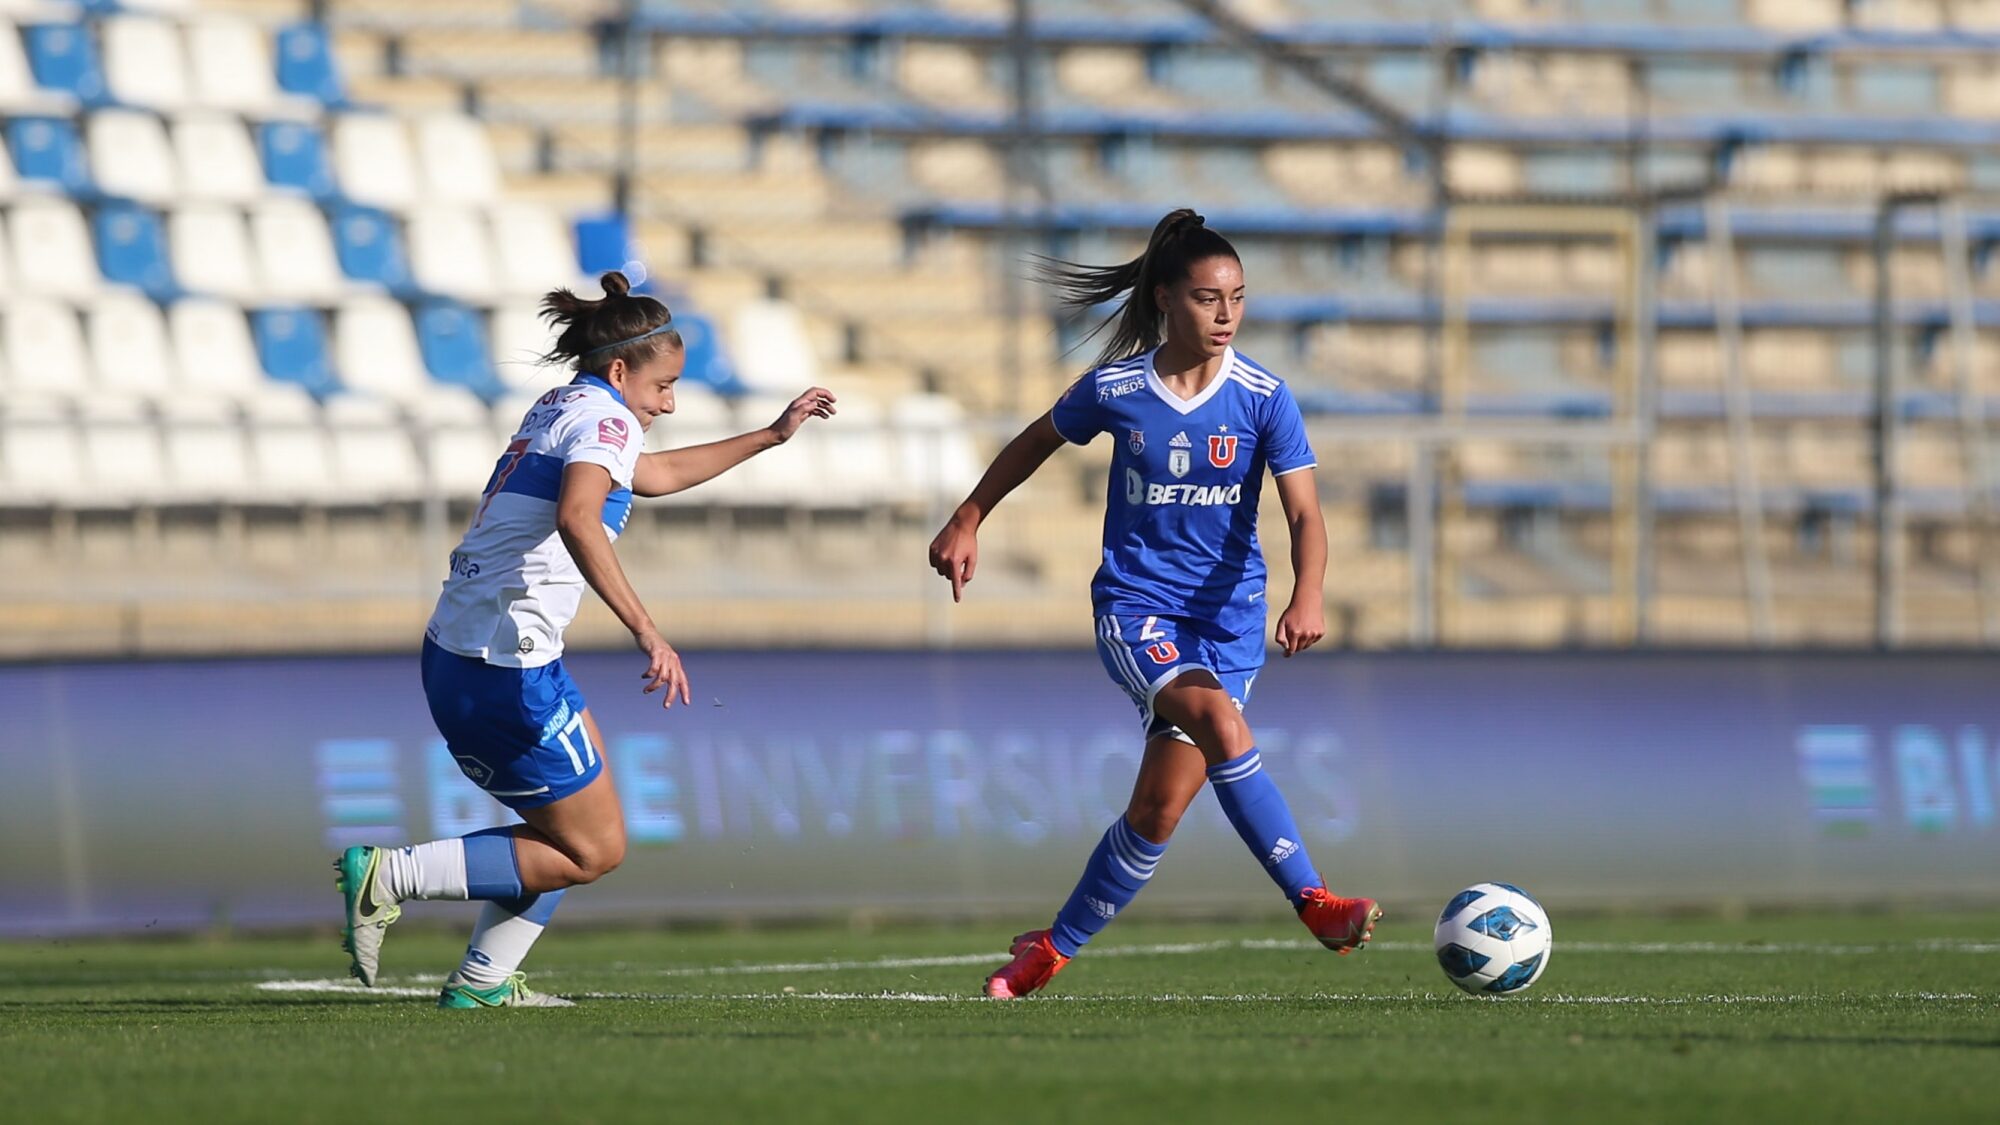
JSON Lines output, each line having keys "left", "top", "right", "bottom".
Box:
{"left": 927, "top": 412, "right": 1067, "bottom": 602}
{"left": 1272, "top": 467, "right": 1328, "bottom": 658}
{"left": 557, "top": 461, "right": 690, "bottom": 707}
{"left": 630, "top": 387, "right": 837, "bottom": 497}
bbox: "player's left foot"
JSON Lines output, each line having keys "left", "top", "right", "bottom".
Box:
{"left": 333, "top": 845, "right": 402, "bottom": 986}
{"left": 1296, "top": 887, "right": 1381, "bottom": 955}
{"left": 437, "top": 972, "right": 575, "bottom": 1009}
{"left": 983, "top": 929, "right": 1070, "bottom": 999}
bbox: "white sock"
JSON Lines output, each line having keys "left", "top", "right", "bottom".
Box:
{"left": 452, "top": 899, "right": 553, "bottom": 988}
{"left": 378, "top": 839, "right": 469, "bottom": 902}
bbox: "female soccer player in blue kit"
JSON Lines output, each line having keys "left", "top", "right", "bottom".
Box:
{"left": 928, "top": 210, "right": 1380, "bottom": 998}
{"left": 335, "top": 272, "right": 835, "bottom": 1007}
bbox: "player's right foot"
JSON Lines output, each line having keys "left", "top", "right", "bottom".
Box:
{"left": 1296, "top": 887, "right": 1381, "bottom": 955}
{"left": 983, "top": 929, "right": 1070, "bottom": 999}
{"left": 437, "top": 972, "right": 575, "bottom": 1009}
{"left": 333, "top": 845, "right": 401, "bottom": 986}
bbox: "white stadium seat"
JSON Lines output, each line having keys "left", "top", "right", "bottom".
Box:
{"left": 102, "top": 16, "right": 192, "bottom": 111}
{"left": 327, "top": 417, "right": 424, "bottom": 503}
{"left": 10, "top": 198, "right": 100, "bottom": 300}
{"left": 247, "top": 416, "right": 339, "bottom": 504}
{"left": 172, "top": 113, "right": 264, "bottom": 204}
{"left": 489, "top": 201, "right": 578, "bottom": 298}
{"left": 730, "top": 393, "right": 822, "bottom": 505}
{"left": 891, "top": 393, "right": 983, "bottom": 500}
{"left": 161, "top": 415, "right": 253, "bottom": 504}
{"left": 333, "top": 296, "right": 486, "bottom": 422}
{"left": 169, "top": 206, "right": 257, "bottom": 303}
{"left": 249, "top": 199, "right": 344, "bottom": 304}
{"left": 407, "top": 206, "right": 499, "bottom": 303}
{"left": 814, "top": 394, "right": 901, "bottom": 506}
{"left": 728, "top": 298, "right": 821, "bottom": 393}
{"left": 416, "top": 115, "right": 502, "bottom": 205}
{"left": 4, "top": 298, "right": 92, "bottom": 403}
{"left": 0, "top": 412, "right": 86, "bottom": 505}
{"left": 0, "top": 127, "right": 19, "bottom": 201}
{"left": 421, "top": 419, "right": 502, "bottom": 499}
{"left": 488, "top": 301, "right": 561, "bottom": 390}
{"left": 78, "top": 405, "right": 169, "bottom": 503}
{"left": 665, "top": 382, "right": 734, "bottom": 430}
{"left": 87, "top": 109, "right": 178, "bottom": 207}
{"left": 186, "top": 15, "right": 305, "bottom": 117}
{"left": 169, "top": 298, "right": 315, "bottom": 419}
{"left": 332, "top": 115, "right": 421, "bottom": 212}
{"left": 87, "top": 291, "right": 178, "bottom": 401}
{"left": 0, "top": 211, "right": 13, "bottom": 293}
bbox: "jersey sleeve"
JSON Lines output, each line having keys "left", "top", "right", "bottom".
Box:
{"left": 1262, "top": 383, "right": 1317, "bottom": 476}
{"left": 554, "top": 404, "right": 643, "bottom": 486}
{"left": 1048, "top": 376, "right": 1104, "bottom": 445}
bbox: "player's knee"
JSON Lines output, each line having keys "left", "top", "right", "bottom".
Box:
{"left": 565, "top": 832, "right": 626, "bottom": 885}
{"left": 1182, "top": 700, "right": 1253, "bottom": 760}
{"left": 1125, "top": 790, "right": 1189, "bottom": 844}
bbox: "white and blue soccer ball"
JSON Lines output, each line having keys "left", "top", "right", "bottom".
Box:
{"left": 1433, "top": 882, "right": 1552, "bottom": 995}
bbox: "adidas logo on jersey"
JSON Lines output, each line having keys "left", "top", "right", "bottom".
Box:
{"left": 1169, "top": 431, "right": 1192, "bottom": 448}
{"left": 1266, "top": 837, "right": 1300, "bottom": 866}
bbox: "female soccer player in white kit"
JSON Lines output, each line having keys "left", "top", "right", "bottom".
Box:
{"left": 929, "top": 210, "right": 1379, "bottom": 998}
{"left": 335, "top": 271, "right": 835, "bottom": 1007}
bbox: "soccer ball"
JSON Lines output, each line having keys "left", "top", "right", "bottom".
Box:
{"left": 1433, "top": 882, "right": 1552, "bottom": 995}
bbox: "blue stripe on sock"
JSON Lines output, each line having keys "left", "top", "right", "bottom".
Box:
{"left": 462, "top": 826, "right": 524, "bottom": 900}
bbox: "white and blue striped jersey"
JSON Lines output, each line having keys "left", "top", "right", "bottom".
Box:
{"left": 425, "top": 374, "right": 642, "bottom": 668}
{"left": 1050, "top": 346, "right": 1316, "bottom": 639}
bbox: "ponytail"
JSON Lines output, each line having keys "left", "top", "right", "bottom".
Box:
{"left": 1035, "top": 208, "right": 1240, "bottom": 369}
{"left": 538, "top": 270, "right": 683, "bottom": 372}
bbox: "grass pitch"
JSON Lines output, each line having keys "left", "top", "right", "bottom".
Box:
{"left": 3, "top": 909, "right": 1996, "bottom": 1124}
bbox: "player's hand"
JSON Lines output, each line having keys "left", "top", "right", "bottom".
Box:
{"left": 635, "top": 629, "right": 691, "bottom": 708}
{"left": 1275, "top": 597, "right": 1325, "bottom": 658}
{"left": 768, "top": 387, "right": 837, "bottom": 443}
{"left": 927, "top": 511, "right": 979, "bottom": 602}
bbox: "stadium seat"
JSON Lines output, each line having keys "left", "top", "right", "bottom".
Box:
{"left": 813, "top": 394, "right": 901, "bottom": 506}
{"left": 0, "top": 16, "right": 70, "bottom": 114}
{"left": 93, "top": 203, "right": 177, "bottom": 301}
{"left": 168, "top": 205, "right": 256, "bottom": 302}
{"left": 161, "top": 413, "right": 253, "bottom": 505}
{"left": 10, "top": 198, "right": 100, "bottom": 300}
{"left": 246, "top": 415, "right": 339, "bottom": 504}
{"left": 665, "top": 381, "right": 734, "bottom": 430}
{"left": 274, "top": 22, "right": 347, "bottom": 108}
{"left": 22, "top": 24, "right": 109, "bottom": 107}
{"left": 332, "top": 114, "right": 418, "bottom": 211}
{"left": 488, "top": 302, "right": 560, "bottom": 390}
{"left": 102, "top": 16, "right": 191, "bottom": 111}
{"left": 420, "top": 418, "right": 503, "bottom": 499}
{"left": 252, "top": 307, "right": 338, "bottom": 398}
{"left": 573, "top": 213, "right": 638, "bottom": 279}
{"left": 172, "top": 113, "right": 263, "bottom": 204}
{"left": 187, "top": 15, "right": 311, "bottom": 118}
{"left": 727, "top": 298, "right": 820, "bottom": 392}
{"left": 414, "top": 300, "right": 504, "bottom": 401}
{"left": 258, "top": 121, "right": 336, "bottom": 199}
{"left": 329, "top": 205, "right": 414, "bottom": 294}
{"left": 169, "top": 298, "right": 315, "bottom": 419}
{"left": 489, "top": 201, "right": 578, "bottom": 298}
{"left": 0, "top": 410, "right": 86, "bottom": 506}
{"left": 415, "top": 114, "right": 502, "bottom": 205}
{"left": 890, "top": 393, "right": 982, "bottom": 500}
{"left": 79, "top": 405, "right": 169, "bottom": 503}
{"left": 249, "top": 199, "right": 344, "bottom": 304}
{"left": 3, "top": 298, "right": 93, "bottom": 403}
{"left": 86, "top": 109, "right": 177, "bottom": 206}
{"left": 333, "top": 295, "right": 486, "bottom": 422}
{"left": 8, "top": 116, "right": 91, "bottom": 196}
{"left": 327, "top": 416, "right": 424, "bottom": 504}
{"left": 87, "top": 290, "right": 178, "bottom": 401}
{"left": 729, "top": 392, "right": 823, "bottom": 505}
{"left": 669, "top": 309, "right": 745, "bottom": 394}
{"left": 407, "top": 206, "right": 498, "bottom": 302}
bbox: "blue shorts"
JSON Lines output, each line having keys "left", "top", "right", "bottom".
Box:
{"left": 420, "top": 638, "right": 603, "bottom": 809}
{"left": 1093, "top": 613, "right": 1264, "bottom": 744}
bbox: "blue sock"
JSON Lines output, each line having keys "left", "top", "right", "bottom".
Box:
{"left": 1207, "top": 750, "right": 1322, "bottom": 907}
{"left": 1048, "top": 817, "right": 1168, "bottom": 957}
{"left": 462, "top": 826, "right": 525, "bottom": 901}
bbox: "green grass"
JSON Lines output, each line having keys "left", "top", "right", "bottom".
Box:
{"left": 3, "top": 910, "right": 1998, "bottom": 1124}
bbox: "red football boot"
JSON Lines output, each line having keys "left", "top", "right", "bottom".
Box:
{"left": 1296, "top": 887, "right": 1382, "bottom": 955}
{"left": 983, "top": 929, "right": 1071, "bottom": 999}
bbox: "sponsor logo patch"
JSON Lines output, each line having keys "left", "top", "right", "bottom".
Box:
{"left": 1102, "top": 376, "right": 1146, "bottom": 399}
{"left": 597, "top": 417, "right": 630, "bottom": 451}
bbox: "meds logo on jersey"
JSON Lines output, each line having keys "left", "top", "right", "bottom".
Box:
{"left": 597, "top": 417, "right": 630, "bottom": 451}
{"left": 1128, "top": 429, "right": 1145, "bottom": 455}
{"left": 1208, "top": 434, "right": 1239, "bottom": 468}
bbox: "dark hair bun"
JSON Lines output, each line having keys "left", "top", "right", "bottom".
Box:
{"left": 599, "top": 271, "right": 631, "bottom": 299}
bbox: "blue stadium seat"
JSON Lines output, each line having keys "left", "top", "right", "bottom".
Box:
{"left": 94, "top": 203, "right": 177, "bottom": 301}
{"left": 573, "top": 214, "right": 648, "bottom": 287}
{"left": 24, "top": 24, "right": 110, "bottom": 107}
{"left": 253, "top": 307, "right": 340, "bottom": 398}
{"left": 414, "top": 301, "right": 505, "bottom": 401}
{"left": 258, "top": 121, "right": 336, "bottom": 199}
{"left": 8, "top": 116, "right": 92, "bottom": 195}
{"left": 274, "top": 23, "right": 348, "bottom": 108}
{"left": 330, "top": 206, "right": 416, "bottom": 295}
{"left": 672, "top": 311, "right": 747, "bottom": 395}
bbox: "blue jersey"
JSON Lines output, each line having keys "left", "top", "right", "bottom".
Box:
{"left": 1050, "top": 346, "right": 1317, "bottom": 638}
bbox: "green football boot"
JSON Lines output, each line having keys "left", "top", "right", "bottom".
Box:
{"left": 333, "top": 845, "right": 402, "bottom": 986}
{"left": 437, "top": 972, "right": 575, "bottom": 1009}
